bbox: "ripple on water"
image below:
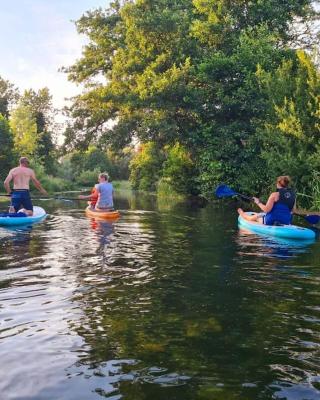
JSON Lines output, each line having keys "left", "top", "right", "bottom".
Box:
{"left": 0, "top": 203, "right": 320, "bottom": 400}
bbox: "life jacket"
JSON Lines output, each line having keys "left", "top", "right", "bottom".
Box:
{"left": 90, "top": 187, "right": 99, "bottom": 207}
{"left": 264, "top": 188, "right": 296, "bottom": 225}
{"left": 276, "top": 188, "right": 296, "bottom": 210}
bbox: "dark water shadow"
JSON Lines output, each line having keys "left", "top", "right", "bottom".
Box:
{"left": 237, "top": 228, "right": 315, "bottom": 259}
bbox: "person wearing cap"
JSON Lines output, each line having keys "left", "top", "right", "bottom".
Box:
{"left": 4, "top": 157, "right": 48, "bottom": 216}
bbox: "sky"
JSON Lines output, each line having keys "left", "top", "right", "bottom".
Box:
{"left": 0, "top": 0, "right": 110, "bottom": 111}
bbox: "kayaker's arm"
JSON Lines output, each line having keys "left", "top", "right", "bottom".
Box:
{"left": 253, "top": 193, "right": 276, "bottom": 213}
{"left": 30, "top": 172, "right": 48, "bottom": 195}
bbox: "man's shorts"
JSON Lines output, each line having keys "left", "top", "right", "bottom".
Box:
{"left": 11, "top": 190, "right": 33, "bottom": 212}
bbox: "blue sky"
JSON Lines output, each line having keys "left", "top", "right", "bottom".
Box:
{"left": 0, "top": 0, "right": 110, "bottom": 109}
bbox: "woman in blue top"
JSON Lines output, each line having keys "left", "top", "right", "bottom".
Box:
{"left": 95, "top": 172, "right": 114, "bottom": 211}
{"left": 238, "top": 176, "right": 296, "bottom": 225}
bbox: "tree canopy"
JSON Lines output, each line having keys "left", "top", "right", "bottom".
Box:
{"left": 62, "top": 0, "right": 320, "bottom": 202}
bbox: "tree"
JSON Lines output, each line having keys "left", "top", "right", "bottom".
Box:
{"left": 129, "top": 142, "right": 163, "bottom": 191}
{"left": 0, "top": 114, "right": 15, "bottom": 179}
{"left": 20, "top": 88, "right": 54, "bottom": 132}
{"left": 64, "top": 0, "right": 197, "bottom": 149}
{"left": 9, "top": 103, "right": 38, "bottom": 158}
{"left": 64, "top": 0, "right": 319, "bottom": 195}
{"left": 252, "top": 50, "right": 320, "bottom": 200}
{"left": 19, "top": 88, "right": 56, "bottom": 173}
{"left": 0, "top": 76, "right": 19, "bottom": 118}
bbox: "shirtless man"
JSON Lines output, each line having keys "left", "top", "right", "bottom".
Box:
{"left": 4, "top": 157, "right": 48, "bottom": 216}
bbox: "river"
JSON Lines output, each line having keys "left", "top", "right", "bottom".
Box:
{"left": 0, "top": 190, "right": 320, "bottom": 400}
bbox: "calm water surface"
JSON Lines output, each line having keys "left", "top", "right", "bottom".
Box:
{"left": 0, "top": 191, "right": 320, "bottom": 400}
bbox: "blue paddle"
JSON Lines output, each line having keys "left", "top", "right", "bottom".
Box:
{"left": 215, "top": 184, "right": 253, "bottom": 201}
{"left": 215, "top": 184, "right": 320, "bottom": 225}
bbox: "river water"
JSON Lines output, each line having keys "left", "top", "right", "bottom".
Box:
{"left": 0, "top": 191, "right": 320, "bottom": 400}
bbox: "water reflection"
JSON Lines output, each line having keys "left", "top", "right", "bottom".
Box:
{"left": 237, "top": 228, "right": 315, "bottom": 259}
{"left": 0, "top": 196, "right": 319, "bottom": 399}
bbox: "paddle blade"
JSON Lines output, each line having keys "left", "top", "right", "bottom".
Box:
{"left": 215, "top": 185, "right": 237, "bottom": 198}
{"left": 305, "top": 215, "right": 320, "bottom": 224}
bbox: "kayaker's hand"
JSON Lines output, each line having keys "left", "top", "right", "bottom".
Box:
{"left": 41, "top": 188, "right": 48, "bottom": 196}
{"left": 253, "top": 197, "right": 260, "bottom": 205}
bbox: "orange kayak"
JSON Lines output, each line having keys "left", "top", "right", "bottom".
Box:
{"left": 85, "top": 206, "right": 120, "bottom": 219}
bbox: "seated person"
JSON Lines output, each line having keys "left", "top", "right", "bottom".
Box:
{"left": 238, "top": 175, "right": 296, "bottom": 225}
{"left": 95, "top": 172, "right": 114, "bottom": 211}
{"left": 79, "top": 185, "right": 99, "bottom": 209}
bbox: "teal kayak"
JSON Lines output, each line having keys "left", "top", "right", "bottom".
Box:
{"left": 238, "top": 212, "right": 316, "bottom": 240}
{"left": 0, "top": 206, "right": 47, "bottom": 226}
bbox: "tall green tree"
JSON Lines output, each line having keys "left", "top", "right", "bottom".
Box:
{"left": 64, "top": 0, "right": 319, "bottom": 195}
{"left": 9, "top": 103, "right": 38, "bottom": 158}
{"left": 65, "top": 0, "right": 197, "bottom": 149}
{"left": 253, "top": 50, "right": 320, "bottom": 198}
{"left": 0, "top": 76, "right": 19, "bottom": 118}
{"left": 19, "top": 88, "right": 56, "bottom": 173}
{"left": 0, "top": 114, "right": 15, "bottom": 179}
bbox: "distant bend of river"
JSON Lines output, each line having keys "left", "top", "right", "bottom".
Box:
{"left": 0, "top": 191, "right": 320, "bottom": 400}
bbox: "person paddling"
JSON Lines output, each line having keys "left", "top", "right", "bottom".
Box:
{"left": 79, "top": 172, "right": 114, "bottom": 211}
{"left": 79, "top": 185, "right": 99, "bottom": 209}
{"left": 95, "top": 172, "right": 114, "bottom": 211}
{"left": 4, "top": 157, "right": 48, "bottom": 216}
{"left": 238, "top": 175, "right": 296, "bottom": 225}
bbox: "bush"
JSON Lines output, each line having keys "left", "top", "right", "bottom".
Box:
{"left": 157, "top": 177, "right": 185, "bottom": 199}
{"left": 56, "top": 157, "right": 75, "bottom": 182}
{"left": 31, "top": 161, "right": 75, "bottom": 193}
{"left": 76, "top": 169, "right": 100, "bottom": 187}
{"left": 129, "top": 142, "right": 163, "bottom": 191}
{"left": 162, "top": 143, "right": 196, "bottom": 194}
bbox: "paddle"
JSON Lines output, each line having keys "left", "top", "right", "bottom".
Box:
{"left": 215, "top": 184, "right": 253, "bottom": 201}
{"left": 215, "top": 184, "right": 320, "bottom": 225}
{"left": 0, "top": 193, "right": 83, "bottom": 202}
{"left": 294, "top": 212, "right": 320, "bottom": 225}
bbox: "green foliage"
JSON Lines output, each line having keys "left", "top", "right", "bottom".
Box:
{"left": 19, "top": 88, "right": 56, "bottom": 173}
{"left": 156, "top": 178, "right": 185, "bottom": 200}
{"left": 64, "top": 0, "right": 198, "bottom": 149}
{"left": 161, "top": 142, "right": 196, "bottom": 194}
{"left": 9, "top": 104, "right": 38, "bottom": 157}
{"left": 106, "top": 148, "right": 131, "bottom": 180}
{"left": 68, "top": 147, "right": 121, "bottom": 181}
{"left": 253, "top": 50, "right": 320, "bottom": 205}
{"left": 55, "top": 146, "right": 130, "bottom": 188}
{"left": 83, "top": 147, "right": 113, "bottom": 173}
{"left": 77, "top": 168, "right": 101, "bottom": 187}
{"left": 310, "top": 171, "right": 320, "bottom": 209}
{"left": 63, "top": 0, "right": 319, "bottom": 200}
{"left": 0, "top": 114, "right": 15, "bottom": 180}
{"left": 8, "top": 88, "right": 57, "bottom": 175}
{"left": 129, "top": 142, "right": 163, "bottom": 191}
{"left": 55, "top": 157, "right": 75, "bottom": 182}
{"left": 0, "top": 76, "right": 19, "bottom": 118}
{"left": 31, "top": 162, "right": 74, "bottom": 193}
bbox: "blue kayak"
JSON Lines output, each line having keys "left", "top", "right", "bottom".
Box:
{"left": 0, "top": 206, "right": 47, "bottom": 226}
{"left": 238, "top": 212, "right": 316, "bottom": 240}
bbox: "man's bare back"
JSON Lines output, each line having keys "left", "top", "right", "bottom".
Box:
{"left": 6, "top": 166, "right": 36, "bottom": 190}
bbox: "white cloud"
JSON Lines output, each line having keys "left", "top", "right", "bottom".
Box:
{"left": 1, "top": 1, "right": 102, "bottom": 108}
{"left": 0, "top": 0, "right": 108, "bottom": 144}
